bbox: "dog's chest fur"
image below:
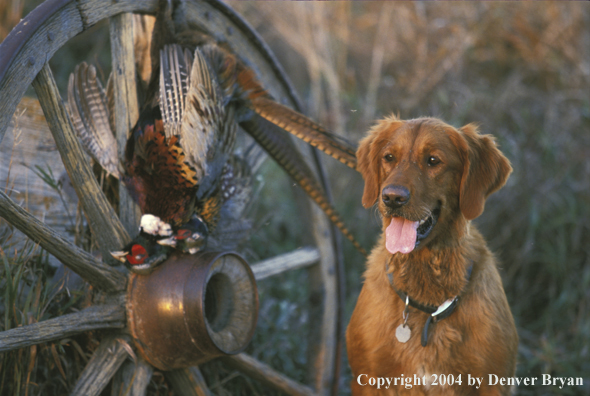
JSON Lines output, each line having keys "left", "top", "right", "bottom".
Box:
{"left": 364, "top": 239, "right": 472, "bottom": 375}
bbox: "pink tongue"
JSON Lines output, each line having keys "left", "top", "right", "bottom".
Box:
{"left": 386, "top": 217, "right": 419, "bottom": 254}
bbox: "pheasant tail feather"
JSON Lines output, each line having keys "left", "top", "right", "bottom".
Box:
{"left": 241, "top": 115, "right": 366, "bottom": 256}
{"left": 253, "top": 97, "right": 357, "bottom": 170}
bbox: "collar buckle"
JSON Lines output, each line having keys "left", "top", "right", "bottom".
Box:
{"left": 402, "top": 296, "right": 410, "bottom": 325}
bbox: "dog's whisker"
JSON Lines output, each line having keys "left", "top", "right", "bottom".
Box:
{"left": 372, "top": 206, "right": 382, "bottom": 224}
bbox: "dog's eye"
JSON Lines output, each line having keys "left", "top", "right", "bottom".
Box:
{"left": 427, "top": 156, "right": 441, "bottom": 166}
{"left": 383, "top": 154, "right": 395, "bottom": 163}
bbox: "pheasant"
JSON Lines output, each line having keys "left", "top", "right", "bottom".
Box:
{"left": 69, "top": 44, "right": 253, "bottom": 273}
{"left": 67, "top": 0, "right": 364, "bottom": 273}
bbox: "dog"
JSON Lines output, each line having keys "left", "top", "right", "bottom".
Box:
{"left": 346, "top": 115, "right": 518, "bottom": 395}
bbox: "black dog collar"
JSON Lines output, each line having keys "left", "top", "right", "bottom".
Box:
{"left": 386, "top": 259, "right": 474, "bottom": 346}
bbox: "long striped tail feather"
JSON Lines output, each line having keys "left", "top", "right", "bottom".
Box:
{"left": 252, "top": 97, "right": 358, "bottom": 170}
{"left": 241, "top": 114, "right": 367, "bottom": 256}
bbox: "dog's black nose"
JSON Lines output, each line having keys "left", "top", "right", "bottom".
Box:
{"left": 382, "top": 185, "right": 410, "bottom": 208}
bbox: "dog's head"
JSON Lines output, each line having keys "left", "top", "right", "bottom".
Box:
{"left": 357, "top": 115, "right": 511, "bottom": 253}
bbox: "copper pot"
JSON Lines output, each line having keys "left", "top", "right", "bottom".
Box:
{"left": 127, "top": 251, "right": 258, "bottom": 370}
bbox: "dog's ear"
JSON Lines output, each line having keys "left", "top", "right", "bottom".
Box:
{"left": 357, "top": 116, "right": 404, "bottom": 208}
{"left": 457, "top": 124, "right": 512, "bottom": 220}
{"left": 357, "top": 132, "right": 381, "bottom": 208}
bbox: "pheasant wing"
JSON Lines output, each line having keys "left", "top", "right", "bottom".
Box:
{"left": 67, "top": 62, "right": 120, "bottom": 178}
{"left": 158, "top": 45, "right": 231, "bottom": 187}
{"left": 207, "top": 153, "right": 253, "bottom": 251}
{"left": 159, "top": 44, "right": 193, "bottom": 139}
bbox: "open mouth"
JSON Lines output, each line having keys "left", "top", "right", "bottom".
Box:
{"left": 385, "top": 204, "right": 441, "bottom": 255}
{"left": 415, "top": 206, "right": 440, "bottom": 246}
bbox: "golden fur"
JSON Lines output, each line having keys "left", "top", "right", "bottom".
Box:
{"left": 346, "top": 116, "right": 518, "bottom": 395}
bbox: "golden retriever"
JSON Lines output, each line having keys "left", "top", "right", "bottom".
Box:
{"left": 346, "top": 116, "right": 518, "bottom": 395}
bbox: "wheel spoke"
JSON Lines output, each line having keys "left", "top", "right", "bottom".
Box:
{"left": 0, "top": 303, "right": 125, "bottom": 353}
{"left": 111, "top": 358, "right": 153, "bottom": 396}
{"left": 70, "top": 335, "right": 131, "bottom": 396}
{"left": 0, "top": 190, "right": 127, "bottom": 292}
{"left": 109, "top": 12, "right": 141, "bottom": 236}
{"left": 223, "top": 353, "right": 314, "bottom": 396}
{"left": 250, "top": 247, "right": 320, "bottom": 281}
{"left": 32, "top": 63, "right": 130, "bottom": 261}
{"left": 166, "top": 367, "right": 211, "bottom": 396}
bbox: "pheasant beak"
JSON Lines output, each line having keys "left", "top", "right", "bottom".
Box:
{"left": 157, "top": 237, "right": 177, "bottom": 247}
{"left": 110, "top": 250, "right": 128, "bottom": 262}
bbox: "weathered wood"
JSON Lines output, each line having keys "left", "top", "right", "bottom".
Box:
{"left": 223, "top": 353, "right": 314, "bottom": 396}
{"left": 0, "top": 0, "right": 83, "bottom": 143}
{"left": 0, "top": 190, "right": 127, "bottom": 292}
{"left": 166, "top": 367, "right": 211, "bottom": 396}
{"left": 32, "top": 64, "right": 131, "bottom": 260}
{"left": 77, "top": 0, "right": 158, "bottom": 28}
{"left": 306, "top": 205, "right": 339, "bottom": 396}
{"left": 0, "top": 97, "right": 77, "bottom": 250}
{"left": 70, "top": 335, "right": 131, "bottom": 396}
{"left": 0, "top": 304, "right": 125, "bottom": 353}
{"left": 109, "top": 12, "right": 141, "bottom": 236}
{"left": 251, "top": 247, "right": 320, "bottom": 281}
{"left": 111, "top": 358, "right": 153, "bottom": 396}
{"left": 0, "top": 0, "right": 158, "bottom": 143}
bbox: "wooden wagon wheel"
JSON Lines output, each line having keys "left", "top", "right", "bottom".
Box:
{"left": 0, "top": 1, "right": 345, "bottom": 395}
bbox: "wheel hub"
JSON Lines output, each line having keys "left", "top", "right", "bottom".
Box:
{"left": 126, "top": 251, "right": 258, "bottom": 370}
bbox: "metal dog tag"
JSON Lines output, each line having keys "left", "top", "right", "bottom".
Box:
{"left": 395, "top": 324, "right": 411, "bottom": 343}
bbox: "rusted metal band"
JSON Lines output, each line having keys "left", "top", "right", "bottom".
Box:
{"left": 127, "top": 251, "right": 258, "bottom": 371}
